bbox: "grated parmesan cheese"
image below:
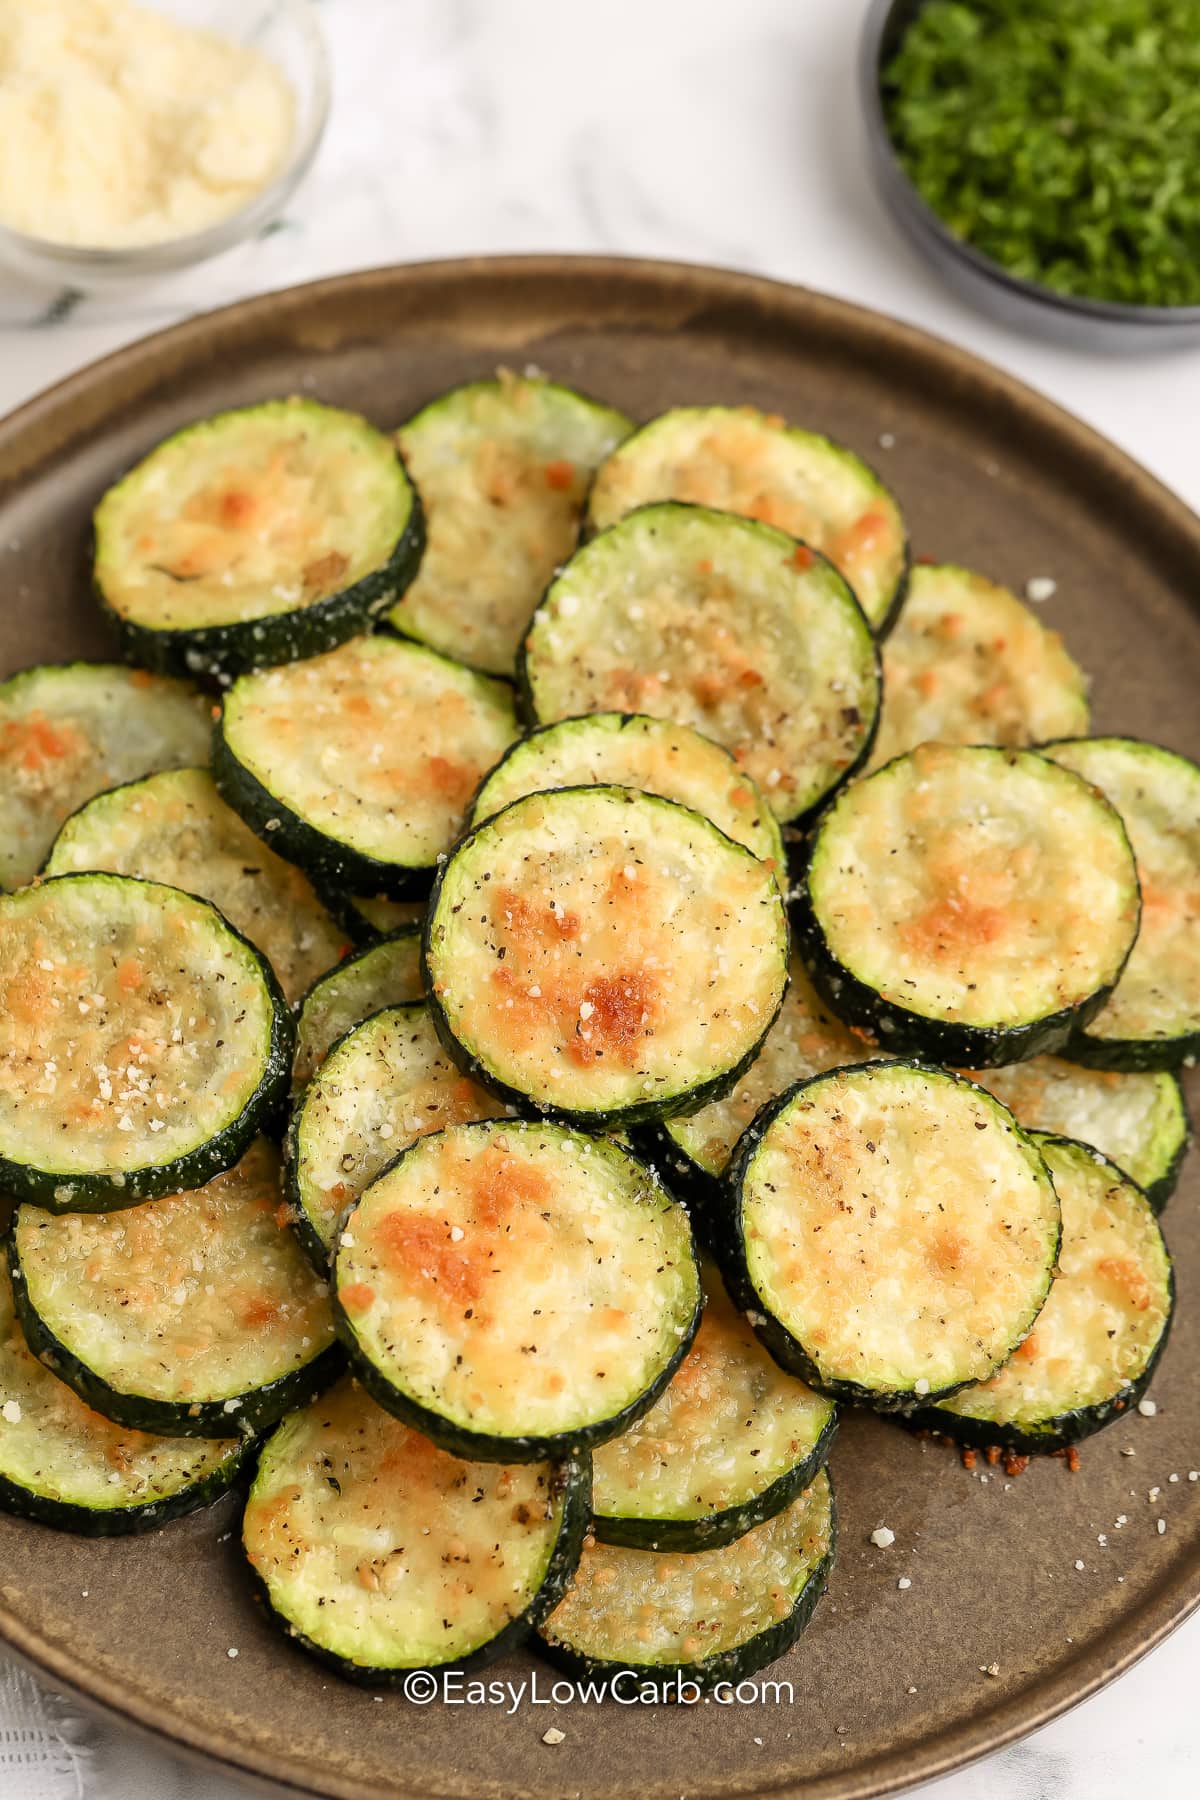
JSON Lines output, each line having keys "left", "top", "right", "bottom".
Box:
{"left": 0, "top": 0, "right": 295, "bottom": 249}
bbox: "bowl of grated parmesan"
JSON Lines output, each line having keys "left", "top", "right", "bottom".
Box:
{"left": 0, "top": 0, "right": 329, "bottom": 288}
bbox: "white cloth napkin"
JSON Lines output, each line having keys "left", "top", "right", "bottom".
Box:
{"left": 0, "top": 1659, "right": 91, "bottom": 1800}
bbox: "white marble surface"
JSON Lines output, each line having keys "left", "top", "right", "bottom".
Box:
{"left": 0, "top": 2, "right": 1198, "bottom": 1797}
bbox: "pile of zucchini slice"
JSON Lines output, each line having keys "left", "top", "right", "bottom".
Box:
{"left": 0, "top": 374, "right": 1193, "bottom": 1698}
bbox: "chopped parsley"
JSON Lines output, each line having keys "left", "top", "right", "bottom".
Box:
{"left": 882, "top": 0, "right": 1200, "bottom": 307}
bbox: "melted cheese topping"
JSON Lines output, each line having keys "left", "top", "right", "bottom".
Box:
{"left": 809, "top": 745, "right": 1139, "bottom": 1028}
{"left": 592, "top": 1266, "right": 832, "bottom": 1526}
{"left": 293, "top": 933, "right": 424, "bottom": 1094}
{"left": 667, "top": 957, "right": 872, "bottom": 1178}
{"left": 243, "top": 1377, "right": 568, "bottom": 1667}
{"left": 0, "top": 875, "right": 277, "bottom": 1186}
{"left": 429, "top": 787, "right": 787, "bottom": 1116}
{"left": 940, "top": 1138, "right": 1171, "bottom": 1431}
{"left": 95, "top": 400, "right": 410, "bottom": 630}
{"left": 868, "top": 564, "right": 1089, "bottom": 771}
{"left": 544, "top": 1468, "right": 832, "bottom": 1667}
{"left": 977, "top": 1059, "right": 1186, "bottom": 1198}
{"left": 587, "top": 405, "right": 905, "bottom": 627}
{"left": 0, "top": 663, "right": 209, "bottom": 890}
{"left": 0, "top": 1262, "right": 240, "bottom": 1511}
{"left": 742, "top": 1065, "right": 1060, "bottom": 1394}
{"left": 223, "top": 636, "right": 517, "bottom": 872}
{"left": 525, "top": 505, "right": 879, "bottom": 822}
{"left": 292, "top": 1003, "right": 503, "bottom": 1256}
{"left": 389, "top": 375, "right": 630, "bottom": 675}
{"left": 1048, "top": 739, "right": 1200, "bottom": 1046}
{"left": 15, "top": 1140, "right": 334, "bottom": 1406}
{"left": 46, "top": 767, "right": 345, "bottom": 1006}
{"left": 472, "top": 712, "right": 783, "bottom": 874}
{"left": 336, "top": 1122, "right": 698, "bottom": 1440}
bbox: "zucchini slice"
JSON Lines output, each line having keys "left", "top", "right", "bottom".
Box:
{"left": 93, "top": 399, "right": 423, "bottom": 686}
{"left": 796, "top": 744, "right": 1141, "bottom": 1067}
{"left": 723, "top": 1062, "right": 1061, "bottom": 1410}
{"left": 0, "top": 1255, "right": 249, "bottom": 1535}
{"left": 425, "top": 785, "right": 788, "bottom": 1126}
{"left": 292, "top": 929, "right": 424, "bottom": 1095}
{"left": 469, "top": 712, "right": 784, "bottom": 877}
{"left": 287, "top": 1001, "right": 503, "bottom": 1268}
{"left": 215, "top": 636, "right": 518, "bottom": 898}
{"left": 44, "top": 767, "right": 347, "bottom": 1007}
{"left": 0, "top": 873, "right": 292, "bottom": 1210}
{"left": 0, "top": 661, "right": 210, "bottom": 891}
{"left": 10, "top": 1138, "right": 339, "bottom": 1437}
{"left": 591, "top": 1261, "right": 836, "bottom": 1551}
{"left": 538, "top": 1467, "right": 835, "bottom": 1693}
{"left": 976, "top": 1058, "right": 1190, "bottom": 1213}
{"left": 923, "top": 1136, "right": 1173, "bottom": 1452}
{"left": 333, "top": 1120, "right": 701, "bottom": 1461}
{"left": 1045, "top": 737, "right": 1200, "bottom": 1069}
{"left": 643, "top": 954, "right": 874, "bottom": 1226}
{"left": 867, "top": 563, "right": 1089, "bottom": 771}
{"left": 520, "top": 503, "right": 881, "bottom": 827}
{"left": 242, "top": 1376, "right": 589, "bottom": 1682}
{"left": 586, "top": 403, "right": 907, "bottom": 631}
{"left": 386, "top": 374, "right": 631, "bottom": 676}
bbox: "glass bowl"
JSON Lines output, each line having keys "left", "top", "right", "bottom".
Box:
{"left": 860, "top": 0, "right": 1200, "bottom": 353}
{"left": 0, "top": 0, "right": 330, "bottom": 292}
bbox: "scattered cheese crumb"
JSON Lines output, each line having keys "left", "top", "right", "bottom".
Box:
{"left": 913, "top": 1378, "right": 930, "bottom": 1396}
{"left": 981, "top": 1663, "right": 1000, "bottom": 1678}
{"left": 870, "top": 1527, "right": 895, "bottom": 1548}
{"left": 1157, "top": 1519, "right": 1167, "bottom": 1535}
{"left": 0, "top": 1400, "right": 20, "bottom": 1424}
{"left": 542, "top": 1728, "right": 565, "bottom": 1746}
{"left": 879, "top": 432, "right": 896, "bottom": 449}
{"left": 1025, "top": 576, "right": 1057, "bottom": 603}
{"left": 897, "top": 1577, "right": 912, "bottom": 1591}
{"left": 1137, "top": 1399, "right": 1157, "bottom": 1417}
{"left": 227, "top": 1647, "right": 239, "bottom": 1659}
{"left": 1074, "top": 1560, "right": 1085, "bottom": 1571}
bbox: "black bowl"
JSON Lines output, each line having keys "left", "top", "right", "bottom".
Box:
{"left": 860, "top": 0, "right": 1200, "bottom": 353}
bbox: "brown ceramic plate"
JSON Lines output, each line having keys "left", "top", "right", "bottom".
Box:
{"left": 0, "top": 258, "right": 1198, "bottom": 1800}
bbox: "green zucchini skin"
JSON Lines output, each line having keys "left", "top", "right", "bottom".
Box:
{"left": 8, "top": 1238, "right": 341, "bottom": 1440}
{"left": 629, "top": 1126, "right": 726, "bottom": 1247}
{"left": 0, "top": 1433, "right": 252, "bottom": 1537}
{"left": 538, "top": 1472, "right": 837, "bottom": 1695}
{"left": 0, "top": 876, "right": 294, "bottom": 1212}
{"left": 1060, "top": 1032, "right": 1200, "bottom": 1074}
{"left": 212, "top": 722, "right": 432, "bottom": 904}
{"left": 246, "top": 1447, "right": 591, "bottom": 1686}
{"left": 716, "top": 1062, "right": 1060, "bottom": 1412}
{"left": 1144, "top": 1081, "right": 1193, "bottom": 1211}
{"left": 592, "top": 1404, "right": 837, "bottom": 1554}
{"left": 311, "top": 888, "right": 425, "bottom": 948}
{"left": 332, "top": 1277, "right": 701, "bottom": 1467}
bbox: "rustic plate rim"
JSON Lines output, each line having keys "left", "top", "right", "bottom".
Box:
{"left": 1, "top": 252, "right": 1198, "bottom": 1800}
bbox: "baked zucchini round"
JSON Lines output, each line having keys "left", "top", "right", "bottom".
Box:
{"left": 1045, "top": 737, "right": 1200, "bottom": 1069}
{"left": 44, "top": 766, "right": 346, "bottom": 1007}
{"left": 723, "top": 1062, "right": 1061, "bottom": 1411}
{"left": 0, "top": 873, "right": 292, "bottom": 1210}
{"left": 590, "top": 1261, "right": 836, "bottom": 1551}
{"left": 242, "top": 1376, "right": 589, "bottom": 1682}
{"left": 867, "top": 563, "right": 1090, "bottom": 771}
{"left": 286, "top": 1001, "right": 502, "bottom": 1269}
{"left": 469, "top": 711, "right": 785, "bottom": 876}
{"left": 292, "top": 929, "right": 424, "bottom": 1096}
{"left": 976, "top": 1058, "right": 1190, "bottom": 1213}
{"left": 586, "top": 403, "right": 907, "bottom": 632}
{"left": 0, "top": 661, "right": 210, "bottom": 891}
{"left": 386, "top": 374, "right": 631, "bottom": 675}
{"left": 921, "top": 1135, "right": 1173, "bottom": 1452}
{"left": 93, "top": 398, "right": 423, "bottom": 685}
{"left": 333, "top": 1119, "right": 701, "bottom": 1461}
{"left": 520, "top": 503, "right": 880, "bottom": 826}
{"left": 10, "top": 1138, "right": 338, "bottom": 1437}
{"left": 0, "top": 1254, "right": 249, "bottom": 1536}
{"left": 425, "top": 785, "right": 788, "bottom": 1127}
{"left": 538, "top": 1467, "right": 835, "bottom": 1694}
{"left": 215, "top": 635, "right": 518, "bottom": 899}
{"left": 795, "top": 744, "right": 1141, "bottom": 1067}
